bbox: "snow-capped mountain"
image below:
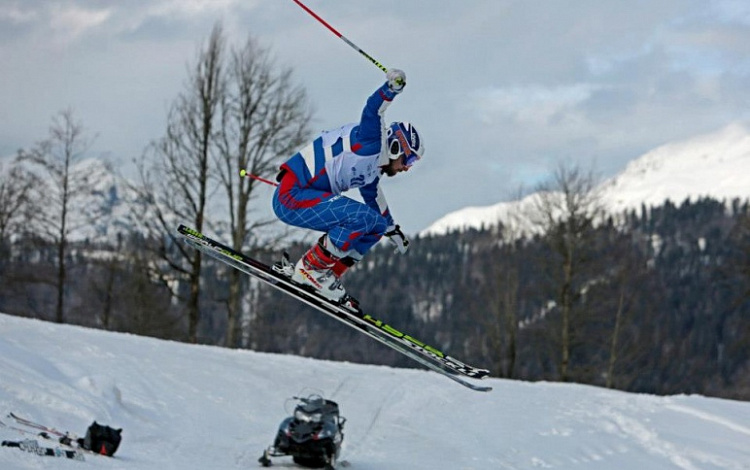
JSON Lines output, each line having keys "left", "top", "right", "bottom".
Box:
{"left": 68, "top": 158, "right": 143, "bottom": 243}
{"left": 1, "top": 155, "right": 139, "bottom": 244}
{"left": 599, "top": 123, "right": 750, "bottom": 214}
{"left": 36, "top": 158, "right": 143, "bottom": 244}
{"left": 422, "top": 123, "right": 750, "bottom": 237}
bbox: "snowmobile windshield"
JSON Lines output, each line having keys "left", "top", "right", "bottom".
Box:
{"left": 294, "top": 409, "right": 322, "bottom": 423}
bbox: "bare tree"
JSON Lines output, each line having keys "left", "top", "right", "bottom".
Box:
{"left": 599, "top": 232, "right": 651, "bottom": 389}
{"left": 476, "top": 241, "right": 520, "bottom": 378}
{"left": 471, "top": 193, "right": 530, "bottom": 378}
{"left": 135, "top": 24, "right": 225, "bottom": 343}
{"left": 530, "top": 163, "right": 604, "bottom": 381}
{"left": 0, "top": 161, "right": 39, "bottom": 250}
{"left": 0, "top": 160, "right": 39, "bottom": 308}
{"left": 17, "top": 109, "right": 97, "bottom": 323}
{"left": 215, "top": 34, "right": 312, "bottom": 347}
{"left": 134, "top": 23, "right": 313, "bottom": 346}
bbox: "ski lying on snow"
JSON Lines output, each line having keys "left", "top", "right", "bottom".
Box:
{"left": 2, "top": 414, "right": 85, "bottom": 461}
{"left": 177, "top": 224, "right": 491, "bottom": 392}
{"left": 1, "top": 439, "right": 85, "bottom": 461}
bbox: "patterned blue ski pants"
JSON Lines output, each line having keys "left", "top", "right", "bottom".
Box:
{"left": 272, "top": 182, "right": 387, "bottom": 256}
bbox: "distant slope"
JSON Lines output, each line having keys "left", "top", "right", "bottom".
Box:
{"left": 422, "top": 123, "right": 750, "bottom": 236}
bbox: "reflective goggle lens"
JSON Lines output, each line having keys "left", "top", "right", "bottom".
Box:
{"left": 389, "top": 130, "right": 420, "bottom": 167}
{"left": 389, "top": 139, "right": 401, "bottom": 156}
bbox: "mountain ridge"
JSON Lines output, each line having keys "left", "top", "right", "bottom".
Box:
{"left": 422, "top": 122, "right": 750, "bottom": 236}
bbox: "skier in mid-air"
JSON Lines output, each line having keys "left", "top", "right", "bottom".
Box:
{"left": 271, "top": 69, "right": 424, "bottom": 311}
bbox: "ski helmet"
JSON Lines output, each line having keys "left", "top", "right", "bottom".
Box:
{"left": 384, "top": 122, "right": 424, "bottom": 167}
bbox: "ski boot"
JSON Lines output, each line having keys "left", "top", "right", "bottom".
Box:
{"left": 273, "top": 237, "right": 360, "bottom": 313}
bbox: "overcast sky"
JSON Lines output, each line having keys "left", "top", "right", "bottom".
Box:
{"left": 1, "top": 0, "right": 749, "bottom": 234}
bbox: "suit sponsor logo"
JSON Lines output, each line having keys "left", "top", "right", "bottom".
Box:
{"left": 298, "top": 268, "right": 322, "bottom": 289}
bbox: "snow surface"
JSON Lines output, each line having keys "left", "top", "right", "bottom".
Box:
{"left": 1, "top": 313, "right": 749, "bottom": 469}
{"left": 422, "top": 123, "right": 750, "bottom": 236}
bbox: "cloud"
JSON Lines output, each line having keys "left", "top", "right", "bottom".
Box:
{"left": 144, "top": 0, "right": 244, "bottom": 18}
{"left": 467, "top": 84, "right": 600, "bottom": 130}
{"left": 0, "top": 1, "right": 261, "bottom": 46}
{"left": 0, "top": 3, "right": 38, "bottom": 24}
{"left": 48, "top": 4, "right": 111, "bottom": 43}
{"left": 0, "top": 2, "right": 111, "bottom": 46}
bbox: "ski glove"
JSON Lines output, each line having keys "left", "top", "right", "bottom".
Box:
{"left": 385, "top": 224, "right": 409, "bottom": 254}
{"left": 386, "top": 69, "right": 406, "bottom": 93}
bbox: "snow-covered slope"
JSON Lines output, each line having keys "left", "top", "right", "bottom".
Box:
{"left": 423, "top": 123, "right": 750, "bottom": 236}
{"left": 1, "top": 313, "right": 749, "bottom": 469}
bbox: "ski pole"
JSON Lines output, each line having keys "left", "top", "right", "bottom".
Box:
{"left": 290, "top": 0, "right": 388, "bottom": 74}
{"left": 239, "top": 169, "right": 278, "bottom": 187}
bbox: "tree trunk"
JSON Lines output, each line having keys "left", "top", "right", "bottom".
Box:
{"left": 560, "top": 255, "right": 573, "bottom": 382}
{"left": 606, "top": 290, "right": 626, "bottom": 388}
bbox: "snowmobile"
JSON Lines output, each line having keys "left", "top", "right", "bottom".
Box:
{"left": 259, "top": 394, "right": 346, "bottom": 469}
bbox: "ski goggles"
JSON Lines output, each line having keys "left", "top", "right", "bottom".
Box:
{"left": 388, "top": 130, "right": 421, "bottom": 167}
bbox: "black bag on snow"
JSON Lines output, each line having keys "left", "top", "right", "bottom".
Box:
{"left": 78, "top": 421, "right": 122, "bottom": 456}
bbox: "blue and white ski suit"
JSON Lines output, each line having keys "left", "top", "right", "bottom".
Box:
{"left": 272, "top": 82, "right": 400, "bottom": 256}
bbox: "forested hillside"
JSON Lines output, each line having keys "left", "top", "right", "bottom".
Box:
{"left": 1, "top": 196, "right": 748, "bottom": 400}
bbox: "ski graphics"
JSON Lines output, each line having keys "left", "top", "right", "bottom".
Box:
{"left": 2, "top": 414, "right": 86, "bottom": 460}
{"left": 4, "top": 414, "right": 81, "bottom": 452}
{"left": 177, "top": 224, "right": 492, "bottom": 392}
{"left": 1, "top": 439, "right": 85, "bottom": 461}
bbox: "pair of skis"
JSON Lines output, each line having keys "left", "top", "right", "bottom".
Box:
{"left": 177, "top": 225, "right": 491, "bottom": 392}
{"left": 1, "top": 413, "right": 85, "bottom": 461}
